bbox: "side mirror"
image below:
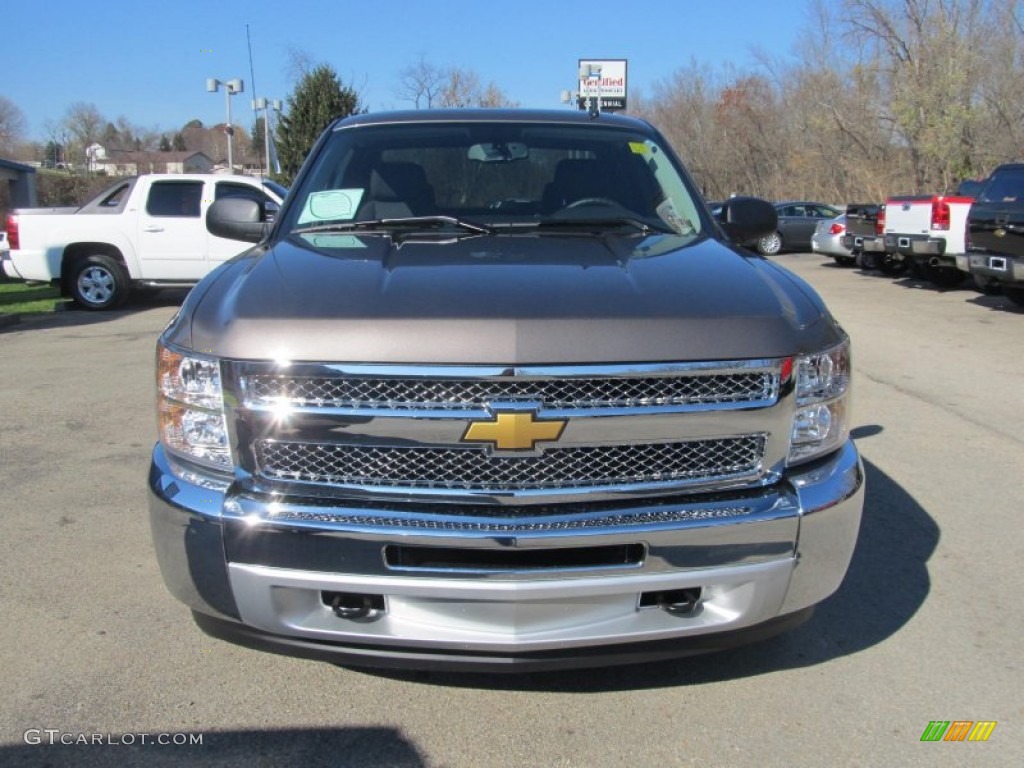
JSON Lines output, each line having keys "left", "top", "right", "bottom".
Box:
{"left": 206, "top": 198, "right": 268, "bottom": 243}
{"left": 717, "top": 197, "right": 778, "bottom": 244}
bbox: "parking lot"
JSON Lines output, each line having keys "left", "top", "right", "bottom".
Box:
{"left": 1, "top": 254, "right": 1021, "bottom": 767}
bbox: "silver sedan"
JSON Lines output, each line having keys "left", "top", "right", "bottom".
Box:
{"left": 811, "top": 214, "right": 855, "bottom": 265}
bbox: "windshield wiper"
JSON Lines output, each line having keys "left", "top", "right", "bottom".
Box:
{"left": 524, "top": 217, "right": 677, "bottom": 235}
{"left": 292, "top": 215, "right": 494, "bottom": 236}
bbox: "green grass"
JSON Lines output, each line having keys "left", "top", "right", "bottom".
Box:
{"left": 0, "top": 280, "right": 66, "bottom": 314}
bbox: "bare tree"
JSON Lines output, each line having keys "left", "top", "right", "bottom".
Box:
{"left": 42, "top": 119, "right": 73, "bottom": 168}
{"left": 0, "top": 95, "right": 27, "bottom": 155}
{"left": 438, "top": 67, "right": 518, "bottom": 108}
{"left": 842, "top": 0, "right": 988, "bottom": 191}
{"left": 397, "top": 54, "right": 445, "bottom": 109}
{"left": 63, "top": 102, "right": 105, "bottom": 168}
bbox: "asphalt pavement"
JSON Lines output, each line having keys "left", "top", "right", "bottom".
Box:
{"left": 0, "top": 257, "right": 1021, "bottom": 767}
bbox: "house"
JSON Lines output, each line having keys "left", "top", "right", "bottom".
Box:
{"left": 89, "top": 146, "right": 214, "bottom": 176}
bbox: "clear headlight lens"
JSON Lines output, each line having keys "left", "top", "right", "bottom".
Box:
{"left": 788, "top": 340, "right": 851, "bottom": 465}
{"left": 157, "top": 344, "right": 231, "bottom": 470}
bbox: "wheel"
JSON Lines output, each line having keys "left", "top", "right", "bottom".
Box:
{"left": 1004, "top": 287, "right": 1024, "bottom": 307}
{"left": 918, "top": 263, "right": 966, "bottom": 288}
{"left": 834, "top": 255, "right": 856, "bottom": 267}
{"left": 69, "top": 254, "right": 130, "bottom": 310}
{"left": 757, "top": 232, "right": 783, "bottom": 255}
{"left": 877, "top": 253, "right": 909, "bottom": 275}
{"left": 971, "top": 274, "right": 1001, "bottom": 295}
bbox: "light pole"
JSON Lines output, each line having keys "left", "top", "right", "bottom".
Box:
{"left": 206, "top": 77, "right": 244, "bottom": 172}
{"left": 253, "top": 97, "right": 282, "bottom": 175}
{"left": 579, "top": 63, "right": 602, "bottom": 115}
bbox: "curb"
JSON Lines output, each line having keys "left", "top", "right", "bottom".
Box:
{"left": 0, "top": 313, "right": 22, "bottom": 329}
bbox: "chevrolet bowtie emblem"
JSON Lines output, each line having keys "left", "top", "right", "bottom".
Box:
{"left": 462, "top": 411, "right": 567, "bottom": 451}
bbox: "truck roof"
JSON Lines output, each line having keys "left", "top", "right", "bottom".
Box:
{"left": 331, "top": 108, "right": 653, "bottom": 132}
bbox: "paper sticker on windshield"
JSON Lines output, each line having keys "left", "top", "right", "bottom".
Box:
{"left": 628, "top": 142, "right": 651, "bottom": 156}
{"left": 298, "top": 233, "right": 367, "bottom": 249}
{"left": 297, "top": 189, "right": 364, "bottom": 224}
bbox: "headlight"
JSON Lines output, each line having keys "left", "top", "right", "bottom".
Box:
{"left": 157, "top": 344, "right": 231, "bottom": 470}
{"left": 787, "top": 339, "right": 851, "bottom": 465}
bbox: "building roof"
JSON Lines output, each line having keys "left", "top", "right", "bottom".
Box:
{"left": 0, "top": 157, "right": 37, "bottom": 174}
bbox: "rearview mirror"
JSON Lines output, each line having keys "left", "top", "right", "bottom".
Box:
{"left": 467, "top": 142, "right": 529, "bottom": 163}
{"left": 716, "top": 197, "right": 778, "bottom": 244}
{"left": 206, "top": 198, "right": 268, "bottom": 243}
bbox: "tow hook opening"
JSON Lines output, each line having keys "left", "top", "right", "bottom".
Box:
{"left": 639, "top": 588, "right": 703, "bottom": 617}
{"left": 322, "top": 591, "right": 386, "bottom": 621}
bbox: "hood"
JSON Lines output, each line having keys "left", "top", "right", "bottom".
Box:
{"left": 168, "top": 231, "right": 840, "bottom": 364}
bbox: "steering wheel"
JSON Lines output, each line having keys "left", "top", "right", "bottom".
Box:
{"left": 564, "top": 197, "right": 620, "bottom": 209}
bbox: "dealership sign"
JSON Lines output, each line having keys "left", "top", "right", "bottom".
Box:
{"left": 577, "top": 59, "right": 627, "bottom": 112}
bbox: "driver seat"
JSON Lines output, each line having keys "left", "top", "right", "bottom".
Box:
{"left": 541, "top": 159, "right": 616, "bottom": 213}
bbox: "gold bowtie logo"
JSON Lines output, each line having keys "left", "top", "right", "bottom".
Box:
{"left": 462, "top": 411, "right": 567, "bottom": 451}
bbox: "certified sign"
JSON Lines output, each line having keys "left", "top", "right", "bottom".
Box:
{"left": 577, "top": 59, "right": 628, "bottom": 112}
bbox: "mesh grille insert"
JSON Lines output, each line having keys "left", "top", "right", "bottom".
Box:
{"left": 243, "top": 371, "right": 776, "bottom": 411}
{"left": 256, "top": 435, "right": 766, "bottom": 491}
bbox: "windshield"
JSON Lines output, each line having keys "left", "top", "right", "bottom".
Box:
{"left": 281, "top": 120, "right": 705, "bottom": 237}
{"left": 978, "top": 168, "right": 1023, "bottom": 203}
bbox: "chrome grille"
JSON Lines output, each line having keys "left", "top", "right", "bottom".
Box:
{"left": 255, "top": 436, "right": 766, "bottom": 491}
{"left": 266, "top": 507, "right": 754, "bottom": 532}
{"left": 242, "top": 371, "right": 776, "bottom": 411}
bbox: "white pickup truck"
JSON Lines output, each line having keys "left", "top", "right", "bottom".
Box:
{"left": 881, "top": 193, "right": 974, "bottom": 287}
{"left": 4, "top": 174, "right": 285, "bottom": 309}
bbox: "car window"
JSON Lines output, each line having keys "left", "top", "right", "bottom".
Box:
{"left": 978, "top": 169, "right": 1024, "bottom": 203}
{"left": 146, "top": 181, "right": 203, "bottom": 217}
{"left": 284, "top": 121, "right": 705, "bottom": 237}
{"left": 216, "top": 181, "right": 280, "bottom": 222}
{"left": 99, "top": 183, "right": 131, "bottom": 208}
{"left": 216, "top": 182, "right": 269, "bottom": 204}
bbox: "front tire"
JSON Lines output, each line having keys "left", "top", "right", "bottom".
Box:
{"left": 877, "top": 253, "right": 909, "bottom": 276}
{"left": 1004, "top": 287, "right": 1024, "bottom": 307}
{"left": 972, "top": 274, "right": 1001, "bottom": 295}
{"left": 757, "top": 232, "right": 783, "bottom": 256}
{"left": 918, "top": 263, "right": 966, "bottom": 288}
{"left": 69, "top": 254, "right": 130, "bottom": 310}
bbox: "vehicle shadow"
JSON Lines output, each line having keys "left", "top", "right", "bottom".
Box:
{"left": 0, "top": 726, "right": 427, "bottom": 768}
{"left": 0, "top": 288, "right": 189, "bottom": 334}
{"left": 365, "top": 442, "right": 937, "bottom": 693}
{"left": 883, "top": 273, "right": 1022, "bottom": 311}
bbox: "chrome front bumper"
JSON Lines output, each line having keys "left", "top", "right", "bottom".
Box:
{"left": 149, "top": 440, "right": 864, "bottom": 670}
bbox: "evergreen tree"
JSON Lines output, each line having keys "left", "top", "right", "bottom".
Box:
{"left": 159, "top": 135, "right": 172, "bottom": 152}
{"left": 275, "top": 64, "right": 362, "bottom": 184}
{"left": 172, "top": 132, "right": 187, "bottom": 152}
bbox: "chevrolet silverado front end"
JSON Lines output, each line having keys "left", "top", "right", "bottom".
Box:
{"left": 149, "top": 110, "right": 864, "bottom": 671}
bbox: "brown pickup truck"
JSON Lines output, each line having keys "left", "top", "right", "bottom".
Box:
{"left": 149, "top": 109, "right": 864, "bottom": 672}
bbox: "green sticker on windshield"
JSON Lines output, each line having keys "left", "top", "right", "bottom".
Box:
{"left": 297, "top": 189, "right": 364, "bottom": 224}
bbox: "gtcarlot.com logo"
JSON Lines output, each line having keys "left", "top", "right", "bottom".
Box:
{"left": 24, "top": 730, "right": 202, "bottom": 746}
{"left": 920, "top": 721, "right": 997, "bottom": 742}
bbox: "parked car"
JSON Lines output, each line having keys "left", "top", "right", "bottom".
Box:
{"left": 0, "top": 230, "right": 10, "bottom": 280}
{"left": 5, "top": 174, "right": 285, "bottom": 309}
{"left": 881, "top": 194, "right": 974, "bottom": 287}
{"left": 811, "top": 214, "right": 855, "bottom": 265}
{"left": 756, "top": 202, "right": 842, "bottom": 255}
{"left": 967, "top": 162, "right": 1024, "bottom": 307}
